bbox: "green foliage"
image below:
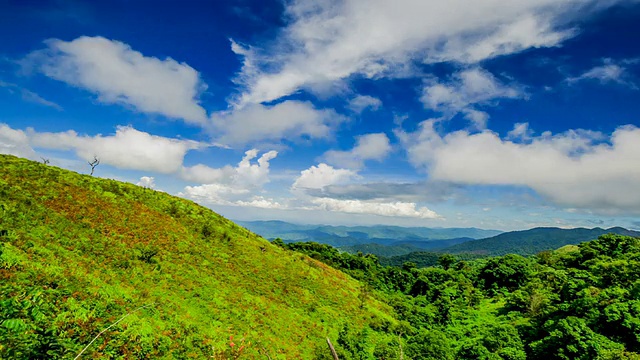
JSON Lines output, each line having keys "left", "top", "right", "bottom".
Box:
{"left": 0, "top": 155, "right": 397, "bottom": 359}
{"left": 286, "top": 232, "right": 640, "bottom": 359}
{"left": 478, "top": 254, "right": 533, "bottom": 293}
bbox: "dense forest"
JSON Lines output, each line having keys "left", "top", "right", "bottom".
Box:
{"left": 2, "top": 154, "right": 640, "bottom": 359}
{"left": 279, "top": 236, "right": 640, "bottom": 359}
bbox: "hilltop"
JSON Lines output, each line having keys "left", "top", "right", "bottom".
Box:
{"left": 0, "top": 155, "right": 396, "bottom": 358}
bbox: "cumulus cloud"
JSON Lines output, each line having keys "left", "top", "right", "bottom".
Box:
{"left": 323, "top": 133, "right": 392, "bottom": 169}
{"left": 210, "top": 100, "right": 345, "bottom": 146}
{"left": 421, "top": 68, "right": 523, "bottom": 127}
{"left": 231, "top": 0, "right": 617, "bottom": 106}
{"left": 236, "top": 196, "right": 288, "bottom": 210}
{"left": 136, "top": 176, "right": 156, "bottom": 189}
{"left": 180, "top": 149, "right": 279, "bottom": 206}
{"left": 292, "top": 163, "right": 358, "bottom": 190}
{"left": 311, "top": 197, "right": 440, "bottom": 219}
{"left": 180, "top": 183, "right": 250, "bottom": 205}
{"left": 399, "top": 120, "right": 640, "bottom": 213}
{"left": 290, "top": 159, "right": 441, "bottom": 219}
{"left": 347, "top": 95, "right": 382, "bottom": 113}
{"left": 27, "top": 125, "right": 202, "bottom": 173}
{"left": 0, "top": 124, "right": 37, "bottom": 159}
{"left": 24, "top": 36, "right": 207, "bottom": 123}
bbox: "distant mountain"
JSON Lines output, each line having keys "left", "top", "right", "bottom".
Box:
{"left": 236, "top": 220, "right": 502, "bottom": 247}
{"left": 439, "top": 227, "right": 640, "bottom": 256}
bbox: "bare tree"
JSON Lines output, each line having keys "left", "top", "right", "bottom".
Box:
{"left": 88, "top": 156, "right": 100, "bottom": 176}
{"left": 41, "top": 157, "right": 50, "bottom": 165}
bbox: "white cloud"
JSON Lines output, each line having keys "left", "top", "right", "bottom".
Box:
{"left": 180, "top": 183, "right": 250, "bottom": 205}
{"left": 27, "top": 125, "right": 201, "bottom": 173}
{"left": 463, "top": 109, "right": 490, "bottom": 130}
{"left": 25, "top": 36, "right": 207, "bottom": 123}
{"left": 507, "top": 122, "right": 534, "bottom": 140}
{"left": 399, "top": 120, "right": 640, "bottom": 213}
{"left": 421, "top": 68, "right": 523, "bottom": 126}
{"left": 323, "top": 132, "right": 392, "bottom": 169}
{"left": 236, "top": 196, "right": 288, "bottom": 209}
{"left": 180, "top": 149, "right": 279, "bottom": 205}
{"left": 180, "top": 163, "right": 236, "bottom": 184}
{"left": 210, "top": 100, "right": 345, "bottom": 146}
{"left": 347, "top": 95, "right": 382, "bottom": 113}
{"left": 136, "top": 176, "right": 156, "bottom": 189}
{"left": 292, "top": 163, "right": 358, "bottom": 190}
{"left": 231, "top": 0, "right": 616, "bottom": 106}
{"left": 0, "top": 124, "right": 37, "bottom": 159}
{"left": 567, "top": 59, "right": 636, "bottom": 88}
{"left": 311, "top": 197, "right": 440, "bottom": 219}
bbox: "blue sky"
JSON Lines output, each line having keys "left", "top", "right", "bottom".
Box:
{"left": 1, "top": 0, "right": 640, "bottom": 230}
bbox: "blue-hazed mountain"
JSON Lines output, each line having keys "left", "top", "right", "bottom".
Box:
{"left": 439, "top": 226, "right": 640, "bottom": 256}
{"left": 236, "top": 220, "right": 503, "bottom": 248}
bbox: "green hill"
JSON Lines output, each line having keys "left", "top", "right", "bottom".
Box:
{"left": 0, "top": 155, "right": 396, "bottom": 359}
{"left": 439, "top": 226, "right": 640, "bottom": 256}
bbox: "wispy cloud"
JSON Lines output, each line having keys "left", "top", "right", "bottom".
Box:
{"left": 0, "top": 80, "right": 63, "bottom": 110}
{"left": 566, "top": 59, "right": 637, "bottom": 88}
{"left": 420, "top": 68, "right": 524, "bottom": 128}
{"left": 230, "top": 0, "right": 620, "bottom": 106}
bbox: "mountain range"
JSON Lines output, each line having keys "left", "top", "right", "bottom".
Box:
{"left": 236, "top": 220, "right": 501, "bottom": 248}
{"left": 439, "top": 226, "right": 640, "bottom": 256}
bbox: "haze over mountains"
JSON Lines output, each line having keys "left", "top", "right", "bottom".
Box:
{"left": 240, "top": 220, "right": 640, "bottom": 258}
{"left": 236, "top": 220, "right": 501, "bottom": 246}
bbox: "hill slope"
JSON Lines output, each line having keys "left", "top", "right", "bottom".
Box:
{"left": 0, "top": 155, "right": 396, "bottom": 359}
{"left": 440, "top": 226, "right": 640, "bottom": 256}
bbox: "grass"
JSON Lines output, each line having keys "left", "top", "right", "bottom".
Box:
{"left": 0, "top": 154, "right": 396, "bottom": 359}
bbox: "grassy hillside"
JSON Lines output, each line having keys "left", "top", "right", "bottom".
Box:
{"left": 440, "top": 226, "right": 640, "bottom": 256}
{"left": 0, "top": 155, "right": 397, "bottom": 359}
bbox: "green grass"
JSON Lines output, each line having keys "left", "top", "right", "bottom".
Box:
{"left": 0, "top": 155, "right": 396, "bottom": 359}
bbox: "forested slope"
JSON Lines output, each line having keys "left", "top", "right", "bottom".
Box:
{"left": 283, "top": 235, "right": 640, "bottom": 359}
